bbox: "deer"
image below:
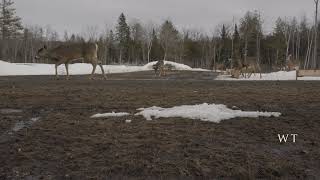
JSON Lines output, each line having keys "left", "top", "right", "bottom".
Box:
{"left": 153, "top": 60, "right": 166, "bottom": 76}
{"left": 231, "top": 57, "right": 262, "bottom": 79}
{"left": 286, "top": 54, "right": 300, "bottom": 71}
{"left": 240, "top": 57, "right": 262, "bottom": 79}
{"left": 35, "top": 42, "right": 106, "bottom": 80}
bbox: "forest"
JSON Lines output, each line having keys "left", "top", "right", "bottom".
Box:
{"left": 0, "top": 0, "right": 320, "bottom": 71}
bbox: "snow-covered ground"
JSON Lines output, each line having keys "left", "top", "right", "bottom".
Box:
{"left": 0, "top": 60, "right": 208, "bottom": 76}
{"left": 217, "top": 71, "right": 320, "bottom": 81}
{"left": 91, "top": 112, "right": 130, "bottom": 118}
{"left": 135, "top": 103, "right": 281, "bottom": 123}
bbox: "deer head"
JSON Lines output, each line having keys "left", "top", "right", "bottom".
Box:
{"left": 34, "top": 45, "right": 48, "bottom": 60}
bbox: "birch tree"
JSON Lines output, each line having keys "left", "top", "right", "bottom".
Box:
{"left": 313, "top": 0, "right": 319, "bottom": 68}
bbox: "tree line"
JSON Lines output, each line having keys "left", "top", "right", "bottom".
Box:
{"left": 1, "top": 0, "right": 320, "bottom": 70}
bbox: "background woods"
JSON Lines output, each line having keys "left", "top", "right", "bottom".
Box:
{"left": 1, "top": 0, "right": 320, "bottom": 71}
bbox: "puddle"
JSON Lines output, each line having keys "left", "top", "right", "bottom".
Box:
{"left": 0, "top": 108, "right": 23, "bottom": 114}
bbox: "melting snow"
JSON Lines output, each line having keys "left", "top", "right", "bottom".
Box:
{"left": 11, "top": 117, "right": 41, "bottom": 133}
{"left": 0, "top": 60, "right": 208, "bottom": 76}
{"left": 12, "top": 121, "right": 26, "bottom": 132}
{"left": 0, "top": 108, "right": 23, "bottom": 114}
{"left": 217, "top": 71, "right": 320, "bottom": 81}
{"left": 91, "top": 112, "right": 130, "bottom": 118}
{"left": 125, "top": 119, "right": 132, "bottom": 123}
{"left": 135, "top": 103, "right": 281, "bottom": 123}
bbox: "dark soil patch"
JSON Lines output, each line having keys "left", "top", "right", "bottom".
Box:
{"left": 0, "top": 71, "right": 319, "bottom": 179}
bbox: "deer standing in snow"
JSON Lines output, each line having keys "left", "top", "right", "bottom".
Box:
{"left": 153, "top": 60, "right": 166, "bottom": 76}
{"left": 241, "top": 57, "right": 262, "bottom": 78}
{"left": 35, "top": 42, "right": 106, "bottom": 80}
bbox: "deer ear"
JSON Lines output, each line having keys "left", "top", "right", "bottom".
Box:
{"left": 44, "top": 45, "right": 47, "bottom": 49}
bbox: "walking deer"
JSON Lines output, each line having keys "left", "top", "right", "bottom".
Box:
{"left": 241, "top": 57, "right": 262, "bottom": 78}
{"left": 231, "top": 57, "right": 262, "bottom": 79}
{"left": 35, "top": 42, "right": 106, "bottom": 80}
{"left": 153, "top": 60, "right": 166, "bottom": 76}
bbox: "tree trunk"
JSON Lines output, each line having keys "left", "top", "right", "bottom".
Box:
{"left": 314, "top": 0, "right": 319, "bottom": 69}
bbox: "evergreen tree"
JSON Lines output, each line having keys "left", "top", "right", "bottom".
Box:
{"left": 116, "top": 13, "right": 130, "bottom": 64}
{"left": 150, "top": 29, "right": 162, "bottom": 60}
{"left": 232, "top": 24, "right": 241, "bottom": 67}
{"left": 130, "top": 22, "right": 144, "bottom": 63}
{"left": 220, "top": 24, "right": 230, "bottom": 66}
{"left": 0, "top": 0, "right": 23, "bottom": 39}
{"left": 159, "top": 20, "right": 179, "bottom": 60}
{"left": 221, "top": 25, "right": 227, "bottom": 41}
{"left": 239, "top": 11, "right": 262, "bottom": 58}
{"left": 273, "top": 17, "right": 287, "bottom": 66}
{"left": 233, "top": 24, "right": 240, "bottom": 52}
{"left": 107, "top": 30, "right": 116, "bottom": 63}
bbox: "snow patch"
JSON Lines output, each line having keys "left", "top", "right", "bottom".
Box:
{"left": 91, "top": 112, "right": 130, "bottom": 118}
{"left": 135, "top": 103, "right": 281, "bottom": 123}
{"left": 125, "top": 119, "right": 132, "bottom": 123}
{"left": 30, "top": 117, "right": 41, "bottom": 122}
{"left": 0, "top": 60, "right": 208, "bottom": 76}
{"left": 0, "top": 108, "right": 22, "bottom": 114}
{"left": 217, "top": 71, "right": 320, "bottom": 81}
{"left": 12, "top": 121, "right": 26, "bottom": 132}
{"left": 11, "top": 117, "right": 41, "bottom": 133}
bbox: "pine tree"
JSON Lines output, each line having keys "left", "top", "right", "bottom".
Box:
{"left": 220, "top": 24, "right": 230, "bottom": 66}
{"left": 233, "top": 24, "right": 241, "bottom": 67}
{"left": 107, "top": 30, "right": 116, "bottom": 63}
{"left": 150, "top": 29, "right": 161, "bottom": 60}
{"left": 116, "top": 13, "right": 130, "bottom": 64}
{"left": 159, "top": 20, "right": 179, "bottom": 60}
{"left": 0, "top": 0, "right": 23, "bottom": 40}
{"left": 221, "top": 25, "right": 227, "bottom": 41}
{"left": 233, "top": 24, "right": 240, "bottom": 50}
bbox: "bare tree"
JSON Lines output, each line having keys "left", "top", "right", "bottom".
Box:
{"left": 313, "top": 0, "right": 319, "bottom": 69}
{"left": 144, "top": 22, "right": 156, "bottom": 62}
{"left": 83, "top": 26, "right": 99, "bottom": 42}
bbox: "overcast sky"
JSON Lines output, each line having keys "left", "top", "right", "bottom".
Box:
{"left": 15, "top": 0, "right": 315, "bottom": 37}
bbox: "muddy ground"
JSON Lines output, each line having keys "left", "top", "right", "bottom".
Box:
{"left": 0, "top": 71, "right": 319, "bottom": 179}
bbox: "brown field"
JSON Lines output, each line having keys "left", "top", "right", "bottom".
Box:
{"left": 0, "top": 71, "right": 319, "bottom": 179}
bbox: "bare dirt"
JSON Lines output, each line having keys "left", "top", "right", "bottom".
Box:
{"left": 0, "top": 71, "right": 319, "bottom": 179}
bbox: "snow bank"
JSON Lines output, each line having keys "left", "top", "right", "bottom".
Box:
{"left": 0, "top": 60, "right": 208, "bottom": 76}
{"left": 217, "top": 71, "right": 320, "bottom": 81}
{"left": 91, "top": 112, "right": 130, "bottom": 118}
{"left": 135, "top": 103, "right": 281, "bottom": 123}
{"left": 143, "top": 61, "right": 209, "bottom": 71}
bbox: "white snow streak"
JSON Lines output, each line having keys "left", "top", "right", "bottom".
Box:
{"left": 217, "top": 71, "right": 320, "bottom": 81}
{"left": 0, "top": 60, "right": 208, "bottom": 76}
{"left": 135, "top": 103, "right": 281, "bottom": 123}
{"left": 91, "top": 112, "right": 130, "bottom": 118}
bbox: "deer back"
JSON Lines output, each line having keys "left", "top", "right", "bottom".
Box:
{"left": 49, "top": 43, "right": 98, "bottom": 61}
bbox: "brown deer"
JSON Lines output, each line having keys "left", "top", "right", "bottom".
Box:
{"left": 231, "top": 57, "right": 262, "bottom": 79}
{"left": 286, "top": 55, "right": 299, "bottom": 71}
{"left": 153, "top": 60, "right": 166, "bottom": 76}
{"left": 35, "top": 42, "right": 106, "bottom": 80}
{"left": 241, "top": 57, "right": 262, "bottom": 78}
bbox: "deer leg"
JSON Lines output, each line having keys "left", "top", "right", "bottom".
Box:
{"left": 65, "top": 63, "right": 70, "bottom": 80}
{"left": 98, "top": 62, "right": 107, "bottom": 80}
{"left": 257, "top": 65, "right": 262, "bottom": 79}
{"left": 55, "top": 64, "right": 59, "bottom": 80}
{"left": 90, "top": 63, "right": 97, "bottom": 80}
